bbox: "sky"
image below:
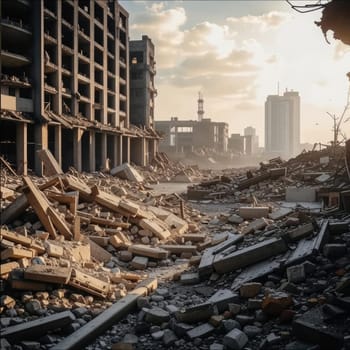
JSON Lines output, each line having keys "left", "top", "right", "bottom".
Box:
{"left": 120, "top": 0, "right": 350, "bottom": 146}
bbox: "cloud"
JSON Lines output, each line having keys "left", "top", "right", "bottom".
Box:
{"left": 227, "top": 11, "right": 290, "bottom": 31}
{"left": 182, "top": 22, "right": 236, "bottom": 58}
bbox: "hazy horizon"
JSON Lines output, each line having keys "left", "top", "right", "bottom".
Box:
{"left": 121, "top": 0, "right": 350, "bottom": 146}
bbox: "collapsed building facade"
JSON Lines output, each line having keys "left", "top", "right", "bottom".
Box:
{"left": 0, "top": 0, "right": 159, "bottom": 176}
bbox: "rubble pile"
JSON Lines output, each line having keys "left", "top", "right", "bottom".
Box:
{"left": 1, "top": 144, "right": 350, "bottom": 349}
{"left": 187, "top": 146, "right": 350, "bottom": 206}
{"left": 134, "top": 152, "right": 203, "bottom": 184}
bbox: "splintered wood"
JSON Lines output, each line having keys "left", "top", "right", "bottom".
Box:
{"left": 0, "top": 166, "right": 196, "bottom": 298}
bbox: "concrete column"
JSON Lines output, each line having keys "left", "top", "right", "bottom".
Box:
{"left": 141, "top": 137, "right": 146, "bottom": 166}
{"left": 72, "top": 2, "right": 79, "bottom": 116}
{"left": 89, "top": 130, "right": 96, "bottom": 172}
{"left": 34, "top": 123, "right": 48, "bottom": 175}
{"left": 16, "top": 123, "right": 28, "bottom": 175}
{"left": 101, "top": 133, "right": 107, "bottom": 170}
{"left": 112, "top": 135, "right": 118, "bottom": 168}
{"left": 117, "top": 135, "right": 123, "bottom": 165}
{"left": 73, "top": 128, "right": 83, "bottom": 172}
{"left": 54, "top": 124, "right": 62, "bottom": 167}
{"left": 122, "top": 135, "right": 130, "bottom": 164}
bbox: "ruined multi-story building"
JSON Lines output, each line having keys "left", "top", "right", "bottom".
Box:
{"left": 129, "top": 35, "right": 158, "bottom": 166}
{"left": 0, "top": 0, "right": 158, "bottom": 175}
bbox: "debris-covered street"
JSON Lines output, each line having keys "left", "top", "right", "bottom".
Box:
{"left": 1, "top": 142, "right": 350, "bottom": 350}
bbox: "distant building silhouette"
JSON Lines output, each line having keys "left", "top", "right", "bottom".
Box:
{"left": 244, "top": 126, "right": 259, "bottom": 155}
{"left": 265, "top": 90, "right": 300, "bottom": 159}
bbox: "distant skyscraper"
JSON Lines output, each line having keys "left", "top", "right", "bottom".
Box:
{"left": 244, "top": 126, "right": 259, "bottom": 155}
{"left": 265, "top": 90, "right": 300, "bottom": 158}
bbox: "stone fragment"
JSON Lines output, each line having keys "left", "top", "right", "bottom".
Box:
{"left": 262, "top": 292, "right": 293, "bottom": 316}
{"left": 293, "top": 307, "right": 344, "bottom": 350}
{"left": 239, "top": 282, "right": 262, "bottom": 298}
{"left": 186, "top": 323, "right": 215, "bottom": 339}
{"left": 223, "top": 328, "right": 248, "bottom": 350}
{"left": 143, "top": 307, "right": 170, "bottom": 325}
{"left": 323, "top": 244, "right": 347, "bottom": 258}
{"left": 287, "top": 264, "right": 306, "bottom": 283}
{"left": 163, "top": 329, "right": 177, "bottom": 345}
{"left": 130, "top": 256, "right": 148, "bottom": 270}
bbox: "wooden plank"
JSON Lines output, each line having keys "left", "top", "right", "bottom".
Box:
{"left": 69, "top": 269, "right": 110, "bottom": 298}
{"left": 24, "top": 265, "right": 72, "bottom": 284}
{"left": 0, "top": 176, "right": 61, "bottom": 225}
{"left": 0, "top": 194, "right": 28, "bottom": 224}
{"left": 9, "top": 269, "right": 49, "bottom": 291}
{"left": 47, "top": 206, "right": 73, "bottom": 239}
{"left": 23, "top": 176, "right": 57, "bottom": 239}
{"left": 0, "top": 228, "right": 32, "bottom": 246}
{"left": 138, "top": 218, "right": 171, "bottom": 240}
{"left": 72, "top": 216, "right": 81, "bottom": 241}
{"left": 91, "top": 186, "right": 122, "bottom": 213}
{"left": 89, "top": 236, "right": 110, "bottom": 247}
{"left": 0, "top": 262, "right": 20, "bottom": 276}
{"left": 63, "top": 175, "right": 93, "bottom": 201}
{"left": 1, "top": 311, "right": 75, "bottom": 343}
{"left": 1, "top": 247, "right": 35, "bottom": 260}
{"left": 183, "top": 233, "right": 206, "bottom": 242}
{"left": 159, "top": 245, "right": 197, "bottom": 254}
{"left": 118, "top": 199, "right": 139, "bottom": 216}
{"left": 88, "top": 238, "right": 112, "bottom": 263}
{"left": 46, "top": 191, "right": 78, "bottom": 215}
{"left": 128, "top": 245, "right": 169, "bottom": 260}
{"left": 51, "top": 278, "right": 157, "bottom": 350}
{"left": 77, "top": 212, "right": 130, "bottom": 229}
{"left": 37, "top": 149, "right": 63, "bottom": 176}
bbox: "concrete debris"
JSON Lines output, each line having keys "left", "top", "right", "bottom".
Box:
{"left": 1, "top": 145, "right": 350, "bottom": 349}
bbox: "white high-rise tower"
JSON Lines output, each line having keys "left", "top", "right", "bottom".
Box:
{"left": 265, "top": 89, "right": 300, "bottom": 159}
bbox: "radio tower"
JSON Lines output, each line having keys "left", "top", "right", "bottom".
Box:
{"left": 197, "top": 92, "right": 204, "bottom": 121}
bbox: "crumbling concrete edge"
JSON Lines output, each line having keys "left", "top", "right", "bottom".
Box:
{"left": 51, "top": 278, "right": 157, "bottom": 350}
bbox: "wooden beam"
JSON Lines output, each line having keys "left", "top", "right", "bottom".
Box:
{"left": 23, "top": 176, "right": 57, "bottom": 239}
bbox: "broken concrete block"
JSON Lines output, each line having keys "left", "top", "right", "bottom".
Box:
{"left": 286, "top": 264, "right": 305, "bottom": 283}
{"left": 24, "top": 265, "right": 71, "bottom": 284}
{"left": 164, "top": 214, "right": 188, "bottom": 235}
{"left": 180, "top": 272, "right": 200, "bottom": 285}
{"left": 239, "top": 207, "right": 269, "bottom": 219}
{"left": 128, "top": 245, "right": 169, "bottom": 260}
{"left": 288, "top": 223, "right": 314, "bottom": 241}
{"left": 143, "top": 307, "right": 170, "bottom": 325}
{"left": 198, "top": 234, "right": 243, "bottom": 277}
{"left": 239, "top": 282, "right": 262, "bottom": 298}
{"left": 223, "top": 328, "right": 248, "bottom": 350}
{"left": 45, "top": 241, "right": 63, "bottom": 258}
{"left": 138, "top": 219, "right": 170, "bottom": 240}
{"left": 262, "top": 292, "right": 293, "bottom": 316}
{"left": 186, "top": 323, "right": 215, "bottom": 339}
{"left": 242, "top": 218, "right": 268, "bottom": 235}
{"left": 110, "top": 163, "right": 144, "bottom": 182}
{"left": 213, "top": 237, "right": 287, "bottom": 274}
{"left": 227, "top": 214, "right": 244, "bottom": 224}
{"left": 175, "top": 303, "right": 215, "bottom": 324}
{"left": 286, "top": 187, "right": 317, "bottom": 202}
{"left": 269, "top": 208, "right": 293, "bottom": 220}
{"left": 131, "top": 256, "right": 148, "bottom": 270}
{"left": 292, "top": 307, "right": 344, "bottom": 350}
{"left": 0, "top": 310, "right": 75, "bottom": 343}
{"left": 323, "top": 244, "right": 347, "bottom": 258}
{"left": 207, "top": 289, "right": 239, "bottom": 313}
